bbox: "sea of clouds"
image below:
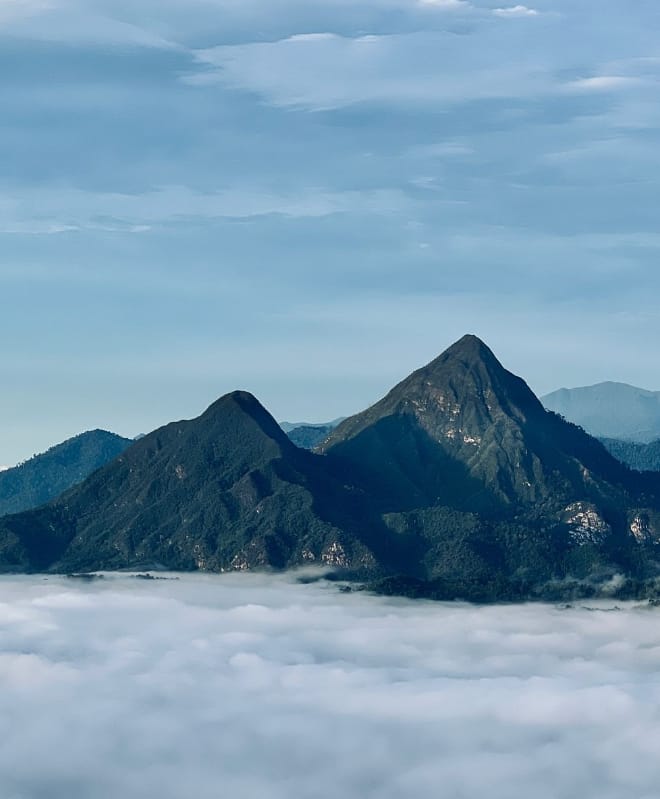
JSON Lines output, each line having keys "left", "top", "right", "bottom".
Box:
{"left": 1, "top": 571, "right": 660, "bottom": 798}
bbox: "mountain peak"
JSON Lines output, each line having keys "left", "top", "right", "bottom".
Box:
{"left": 428, "top": 333, "right": 510, "bottom": 372}
{"left": 393, "top": 334, "right": 542, "bottom": 419}
{"left": 205, "top": 389, "right": 276, "bottom": 421}
{"left": 443, "top": 333, "right": 493, "bottom": 359}
{"left": 321, "top": 335, "right": 558, "bottom": 508}
{"left": 201, "top": 390, "right": 292, "bottom": 448}
{"left": 208, "top": 389, "right": 261, "bottom": 408}
{"left": 324, "top": 335, "right": 542, "bottom": 447}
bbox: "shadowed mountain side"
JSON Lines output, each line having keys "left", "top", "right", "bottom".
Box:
{"left": 321, "top": 413, "right": 501, "bottom": 515}
{"left": 0, "top": 392, "right": 382, "bottom": 574}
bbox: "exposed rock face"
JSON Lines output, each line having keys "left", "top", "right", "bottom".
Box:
{"left": 628, "top": 512, "right": 660, "bottom": 544}
{"left": 563, "top": 502, "right": 611, "bottom": 546}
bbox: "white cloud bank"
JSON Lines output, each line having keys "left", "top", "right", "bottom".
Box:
{"left": 2, "top": 572, "right": 660, "bottom": 799}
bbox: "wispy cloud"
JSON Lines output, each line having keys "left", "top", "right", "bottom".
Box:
{"left": 0, "top": 3, "right": 179, "bottom": 48}
{"left": 564, "top": 75, "right": 647, "bottom": 92}
{"left": 0, "top": 185, "right": 410, "bottom": 233}
{"left": 492, "top": 5, "right": 539, "bottom": 17}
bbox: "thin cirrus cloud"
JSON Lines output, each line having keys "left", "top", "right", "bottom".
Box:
{"left": 1, "top": 572, "right": 660, "bottom": 799}
{"left": 0, "top": 2, "right": 178, "bottom": 48}
{"left": 0, "top": 0, "right": 50, "bottom": 23}
{"left": 564, "top": 75, "right": 648, "bottom": 92}
{"left": 0, "top": 185, "right": 410, "bottom": 233}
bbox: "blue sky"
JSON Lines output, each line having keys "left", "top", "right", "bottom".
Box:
{"left": 2, "top": 0, "right": 660, "bottom": 464}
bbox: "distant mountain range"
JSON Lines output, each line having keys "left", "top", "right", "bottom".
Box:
{"left": 2, "top": 335, "right": 660, "bottom": 602}
{"left": 280, "top": 418, "right": 345, "bottom": 433}
{"left": 0, "top": 430, "right": 133, "bottom": 517}
{"left": 285, "top": 424, "right": 338, "bottom": 450}
{"left": 542, "top": 382, "right": 660, "bottom": 443}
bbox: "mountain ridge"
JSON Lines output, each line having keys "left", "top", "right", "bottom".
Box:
{"left": 2, "top": 335, "right": 660, "bottom": 602}
{"left": 280, "top": 417, "right": 346, "bottom": 434}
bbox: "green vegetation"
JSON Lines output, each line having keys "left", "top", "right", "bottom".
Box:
{"left": 600, "top": 438, "right": 660, "bottom": 472}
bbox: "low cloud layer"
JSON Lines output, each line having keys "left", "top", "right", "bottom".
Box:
{"left": 2, "top": 573, "right": 660, "bottom": 798}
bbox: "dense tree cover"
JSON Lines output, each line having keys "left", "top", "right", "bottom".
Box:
{"left": 600, "top": 438, "right": 660, "bottom": 472}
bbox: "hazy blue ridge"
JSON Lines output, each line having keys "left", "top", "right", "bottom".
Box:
{"left": 542, "top": 383, "right": 660, "bottom": 443}
{"left": 0, "top": 430, "right": 133, "bottom": 516}
{"left": 280, "top": 419, "right": 345, "bottom": 434}
{"left": 286, "top": 425, "right": 335, "bottom": 450}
